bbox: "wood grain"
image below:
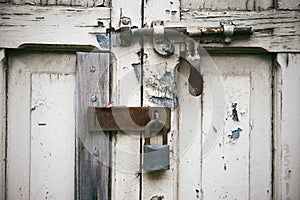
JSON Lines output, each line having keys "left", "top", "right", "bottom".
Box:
{"left": 0, "top": 5, "right": 110, "bottom": 49}
{"left": 1, "top": 0, "right": 110, "bottom": 7}
{"left": 181, "top": 0, "right": 273, "bottom": 11}
{"left": 172, "top": 10, "right": 300, "bottom": 52}
{"left": 76, "top": 52, "right": 110, "bottom": 200}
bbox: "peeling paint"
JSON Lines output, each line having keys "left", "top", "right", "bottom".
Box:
{"left": 96, "top": 34, "right": 110, "bottom": 49}
{"left": 228, "top": 128, "right": 243, "bottom": 140}
{"left": 145, "top": 63, "right": 178, "bottom": 108}
{"left": 232, "top": 103, "right": 239, "bottom": 121}
{"left": 150, "top": 95, "right": 177, "bottom": 109}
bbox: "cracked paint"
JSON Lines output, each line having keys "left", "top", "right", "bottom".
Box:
{"left": 144, "top": 62, "right": 178, "bottom": 108}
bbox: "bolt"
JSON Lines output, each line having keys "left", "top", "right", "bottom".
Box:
{"left": 91, "top": 94, "right": 97, "bottom": 102}
{"left": 90, "top": 66, "right": 96, "bottom": 73}
{"left": 121, "top": 17, "right": 130, "bottom": 25}
{"left": 93, "top": 150, "right": 99, "bottom": 156}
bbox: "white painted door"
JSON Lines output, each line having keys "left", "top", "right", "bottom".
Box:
{"left": 6, "top": 51, "right": 76, "bottom": 199}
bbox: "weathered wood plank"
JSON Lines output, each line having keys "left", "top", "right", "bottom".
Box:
{"left": 110, "top": 38, "right": 141, "bottom": 200}
{"left": 181, "top": 0, "right": 273, "bottom": 11}
{"left": 1, "top": 0, "right": 110, "bottom": 7}
{"left": 111, "top": 0, "right": 141, "bottom": 30}
{"left": 110, "top": 0, "right": 142, "bottom": 198}
{"left": 0, "top": 5, "right": 110, "bottom": 49}
{"left": 0, "top": 49, "right": 6, "bottom": 200}
{"left": 201, "top": 55, "right": 272, "bottom": 199}
{"left": 142, "top": 1, "right": 180, "bottom": 199}
{"left": 177, "top": 59, "right": 202, "bottom": 200}
{"left": 275, "top": 53, "right": 300, "bottom": 200}
{"left": 173, "top": 10, "right": 300, "bottom": 52}
{"left": 144, "top": 0, "right": 180, "bottom": 25}
{"left": 7, "top": 51, "right": 76, "bottom": 200}
{"left": 76, "top": 52, "right": 110, "bottom": 200}
{"left": 30, "top": 73, "right": 75, "bottom": 200}
{"left": 278, "top": 0, "right": 300, "bottom": 10}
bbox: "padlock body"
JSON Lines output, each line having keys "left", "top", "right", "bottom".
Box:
{"left": 143, "top": 145, "right": 170, "bottom": 171}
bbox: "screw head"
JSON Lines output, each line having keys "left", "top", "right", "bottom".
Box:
{"left": 91, "top": 94, "right": 97, "bottom": 102}
{"left": 90, "top": 66, "right": 96, "bottom": 73}
{"left": 121, "top": 17, "right": 130, "bottom": 25}
{"left": 93, "top": 150, "right": 99, "bottom": 156}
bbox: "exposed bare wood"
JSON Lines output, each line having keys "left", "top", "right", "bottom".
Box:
{"left": 0, "top": 5, "right": 110, "bottom": 49}
{"left": 76, "top": 52, "right": 110, "bottom": 200}
{"left": 171, "top": 10, "right": 300, "bottom": 52}
{"left": 278, "top": 0, "right": 300, "bottom": 10}
{"left": 0, "top": 49, "right": 6, "bottom": 200}
{"left": 275, "top": 53, "right": 300, "bottom": 200}
{"left": 181, "top": 0, "right": 273, "bottom": 11}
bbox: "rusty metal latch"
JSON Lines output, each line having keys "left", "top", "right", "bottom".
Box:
{"left": 88, "top": 106, "right": 171, "bottom": 133}
{"left": 113, "top": 19, "right": 253, "bottom": 97}
{"left": 117, "top": 20, "right": 253, "bottom": 47}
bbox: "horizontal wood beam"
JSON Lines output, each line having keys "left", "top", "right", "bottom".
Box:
{"left": 174, "top": 10, "right": 300, "bottom": 52}
{"left": 0, "top": 5, "right": 110, "bottom": 49}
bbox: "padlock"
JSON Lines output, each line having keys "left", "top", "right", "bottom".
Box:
{"left": 143, "top": 110, "right": 170, "bottom": 172}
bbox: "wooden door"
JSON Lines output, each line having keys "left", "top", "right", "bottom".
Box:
{"left": 0, "top": 0, "right": 299, "bottom": 199}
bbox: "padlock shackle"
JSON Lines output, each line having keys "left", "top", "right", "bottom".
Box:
{"left": 144, "top": 119, "right": 168, "bottom": 146}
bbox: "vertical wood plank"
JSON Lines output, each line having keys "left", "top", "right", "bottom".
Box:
{"left": 142, "top": 1, "right": 181, "bottom": 199}
{"left": 110, "top": 0, "right": 142, "bottom": 198}
{"left": 177, "top": 60, "right": 202, "bottom": 200}
{"left": 111, "top": 0, "right": 141, "bottom": 29}
{"left": 276, "top": 53, "right": 300, "bottom": 200}
{"left": 7, "top": 51, "right": 76, "bottom": 200}
{"left": 202, "top": 75, "right": 250, "bottom": 200}
{"left": 0, "top": 49, "right": 6, "bottom": 200}
{"left": 110, "top": 38, "right": 141, "bottom": 200}
{"left": 30, "top": 73, "right": 75, "bottom": 200}
{"left": 76, "top": 52, "right": 110, "bottom": 200}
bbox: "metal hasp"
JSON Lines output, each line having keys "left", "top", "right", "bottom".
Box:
{"left": 88, "top": 106, "right": 171, "bottom": 172}
{"left": 88, "top": 106, "right": 171, "bottom": 132}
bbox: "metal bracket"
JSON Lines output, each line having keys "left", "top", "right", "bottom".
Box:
{"left": 88, "top": 106, "right": 171, "bottom": 133}
{"left": 152, "top": 21, "right": 175, "bottom": 56}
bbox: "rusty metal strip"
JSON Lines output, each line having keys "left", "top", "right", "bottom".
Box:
{"left": 88, "top": 107, "right": 171, "bottom": 132}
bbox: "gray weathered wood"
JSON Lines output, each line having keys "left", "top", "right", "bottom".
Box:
{"left": 0, "top": 49, "right": 6, "bottom": 200}
{"left": 278, "top": 0, "right": 300, "bottom": 10}
{"left": 181, "top": 0, "right": 273, "bottom": 11}
{"left": 1, "top": 0, "right": 110, "bottom": 7}
{"left": 0, "top": 5, "right": 110, "bottom": 49}
{"left": 176, "top": 10, "right": 300, "bottom": 52}
{"left": 76, "top": 52, "right": 110, "bottom": 200}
